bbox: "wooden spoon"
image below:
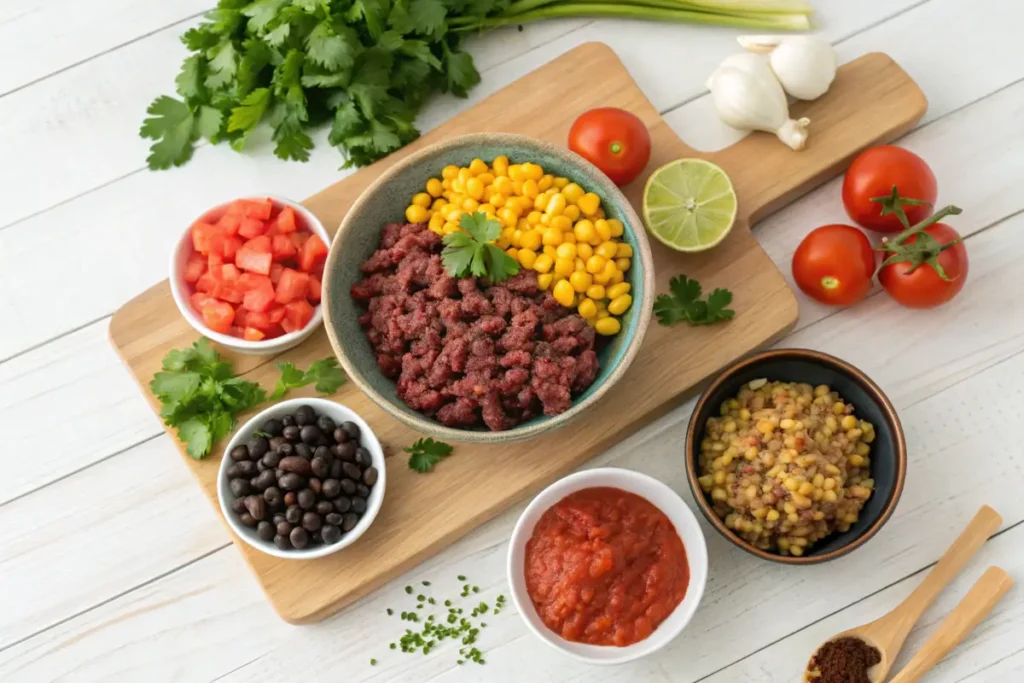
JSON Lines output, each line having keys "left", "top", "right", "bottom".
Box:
{"left": 888, "top": 566, "right": 1013, "bottom": 682}
{"left": 803, "top": 505, "right": 1003, "bottom": 683}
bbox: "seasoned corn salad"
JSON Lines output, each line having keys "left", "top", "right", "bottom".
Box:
{"left": 404, "top": 156, "right": 633, "bottom": 336}
{"left": 697, "top": 379, "right": 876, "bottom": 557}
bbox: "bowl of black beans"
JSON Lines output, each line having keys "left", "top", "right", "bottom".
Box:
{"left": 217, "top": 398, "right": 386, "bottom": 559}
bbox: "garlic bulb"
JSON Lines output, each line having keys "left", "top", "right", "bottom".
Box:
{"left": 738, "top": 35, "right": 837, "bottom": 100}
{"left": 705, "top": 52, "right": 810, "bottom": 151}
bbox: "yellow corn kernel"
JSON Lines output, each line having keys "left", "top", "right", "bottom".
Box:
{"left": 428, "top": 177, "right": 446, "bottom": 196}
{"left": 607, "top": 269, "right": 624, "bottom": 286}
{"left": 506, "top": 247, "right": 519, "bottom": 260}
{"left": 524, "top": 163, "right": 544, "bottom": 181}
{"left": 561, "top": 232, "right": 576, "bottom": 246}
{"left": 575, "top": 257, "right": 586, "bottom": 272}
{"left": 585, "top": 284, "right": 605, "bottom": 301}
{"left": 405, "top": 205, "right": 430, "bottom": 223}
{"left": 600, "top": 259, "right": 618, "bottom": 280}
{"left": 574, "top": 220, "right": 596, "bottom": 245}
{"left": 541, "top": 246, "right": 556, "bottom": 260}
{"left": 511, "top": 180, "right": 525, "bottom": 198}
{"left": 411, "top": 192, "right": 432, "bottom": 208}
{"left": 552, "top": 279, "right": 575, "bottom": 307}
{"left": 608, "top": 294, "right": 632, "bottom": 315}
{"left": 511, "top": 230, "right": 523, "bottom": 248}
{"left": 841, "top": 415, "right": 858, "bottom": 430}
{"left": 798, "top": 481, "right": 815, "bottom": 496}
{"left": 576, "top": 243, "right": 595, "bottom": 262}
{"left": 606, "top": 282, "right": 630, "bottom": 300}
{"left": 550, "top": 215, "right": 573, "bottom": 232}
{"left": 450, "top": 177, "right": 466, "bottom": 194}
{"left": 465, "top": 177, "right": 485, "bottom": 200}
{"left": 525, "top": 211, "right": 542, "bottom": 227}
{"left": 440, "top": 164, "right": 458, "bottom": 180}
{"left": 596, "top": 309, "right": 610, "bottom": 319}
{"left": 488, "top": 193, "right": 507, "bottom": 208}
{"left": 569, "top": 270, "right": 592, "bottom": 293}
{"left": 464, "top": 159, "right": 485, "bottom": 175}
{"left": 428, "top": 213, "right": 444, "bottom": 233}
{"left": 538, "top": 174, "right": 553, "bottom": 192}
{"left": 585, "top": 255, "right": 607, "bottom": 274}
{"left": 577, "top": 192, "right": 601, "bottom": 215}
{"left": 607, "top": 218, "right": 624, "bottom": 237}
{"left": 461, "top": 197, "right": 479, "bottom": 212}
{"left": 432, "top": 198, "right": 448, "bottom": 212}
{"left": 848, "top": 454, "right": 865, "bottom": 467}
{"left": 595, "top": 317, "right": 621, "bottom": 336}
{"left": 441, "top": 179, "right": 452, "bottom": 192}
{"left": 497, "top": 207, "right": 518, "bottom": 228}
{"left": 615, "top": 257, "right": 631, "bottom": 272}
{"left": 561, "top": 182, "right": 585, "bottom": 204}
{"left": 533, "top": 254, "right": 553, "bottom": 273}
{"left": 492, "top": 155, "right": 509, "bottom": 176}
{"left": 563, "top": 205, "right": 580, "bottom": 222}
{"left": 615, "top": 243, "right": 633, "bottom": 259}
{"left": 516, "top": 248, "right": 537, "bottom": 269}
{"left": 577, "top": 298, "right": 598, "bottom": 318}
{"left": 533, "top": 191, "right": 551, "bottom": 211}
{"left": 493, "top": 176, "right": 513, "bottom": 194}
{"left": 556, "top": 243, "right": 577, "bottom": 261}
{"left": 540, "top": 227, "right": 561, "bottom": 247}
{"left": 545, "top": 193, "right": 566, "bottom": 216}
{"left": 594, "top": 219, "right": 612, "bottom": 242}
{"left": 536, "top": 272, "right": 553, "bottom": 290}
{"left": 457, "top": 168, "right": 473, "bottom": 184}
{"left": 442, "top": 220, "right": 459, "bottom": 233}
{"left": 766, "top": 509, "right": 781, "bottom": 522}
{"left": 595, "top": 241, "right": 618, "bottom": 260}
{"left": 522, "top": 179, "right": 539, "bottom": 199}
{"left": 823, "top": 489, "right": 838, "bottom": 503}
{"left": 553, "top": 258, "right": 574, "bottom": 277}
{"left": 833, "top": 402, "right": 847, "bottom": 415}
{"left": 520, "top": 229, "right": 542, "bottom": 251}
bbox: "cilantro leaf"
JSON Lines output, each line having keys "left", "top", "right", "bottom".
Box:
{"left": 270, "top": 357, "right": 347, "bottom": 399}
{"left": 243, "top": 0, "right": 289, "bottom": 34}
{"left": 349, "top": 0, "right": 390, "bottom": 38}
{"left": 228, "top": 87, "right": 271, "bottom": 132}
{"left": 654, "top": 274, "right": 735, "bottom": 327}
{"left": 441, "top": 213, "right": 519, "bottom": 282}
{"left": 175, "top": 55, "right": 206, "bottom": 102}
{"left": 444, "top": 48, "right": 479, "bottom": 97}
{"left": 482, "top": 244, "right": 520, "bottom": 282}
{"left": 271, "top": 362, "right": 307, "bottom": 399}
{"left": 399, "top": 40, "right": 441, "bottom": 69}
{"left": 328, "top": 100, "right": 364, "bottom": 145}
{"left": 178, "top": 418, "right": 214, "bottom": 460}
{"left": 305, "top": 21, "right": 359, "bottom": 72}
{"left": 405, "top": 437, "right": 453, "bottom": 473}
{"left": 440, "top": 231, "right": 476, "bottom": 277}
{"left": 140, "top": 96, "right": 198, "bottom": 170}
{"left": 460, "top": 212, "right": 500, "bottom": 243}
{"left": 264, "top": 21, "right": 291, "bottom": 47}
{"left": 194, "top": 105, "right": 224, "bottom": 141}
{"left": 408, "top": 0, "right": 447, "bottom": 39}
{"left": 206, "top": 41, "right": 239, "bottom": 90}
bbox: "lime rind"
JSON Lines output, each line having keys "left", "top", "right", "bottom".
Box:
{"left": 642, "top": 159, "right": 737, "bottom": 252}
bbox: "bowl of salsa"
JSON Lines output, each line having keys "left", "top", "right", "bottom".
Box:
{"left": 507, "top": 467, "right": 709, "bottom": 664}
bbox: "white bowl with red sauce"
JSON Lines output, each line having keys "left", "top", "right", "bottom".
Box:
{"left": 507, "top": 467, "right": 709, "bottom": 665}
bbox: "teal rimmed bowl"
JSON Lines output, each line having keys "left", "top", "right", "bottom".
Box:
{"left": 322, "top": 133, "right": 655, "bottom": 443}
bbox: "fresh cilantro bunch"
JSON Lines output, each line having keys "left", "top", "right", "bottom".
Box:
{"left": 150, "top": 339, "right": 267, "bottom": 459}
{"left": 271, "top": 357, "right": 347, "bottom": 398}
{"left": 441, "top": 213, "right": 519, "bottom": 282}
{"left": 142, "top": 0, "right": 495, "bottom": 170}
{"left": 653, "top": 274, "right": 735, "bottom": 326}
{"left": 405, "top": 437, "right": 453, "bottom": 472}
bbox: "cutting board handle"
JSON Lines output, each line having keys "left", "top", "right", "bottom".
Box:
{"left": 708, "top": 52, "right": 927, "bottom": 226}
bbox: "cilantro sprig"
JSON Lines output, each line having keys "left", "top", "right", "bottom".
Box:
{"left": 653, "top": 274, "right": 735, "bottom": 327}
{"left": 270, "top": 357, "right": 347, "bottom": 399}
{"left": 441, "top": 213, "right": 519, "bottom": 282}
{"left": 405, "top": 438, "right": 453, "bottom": 473}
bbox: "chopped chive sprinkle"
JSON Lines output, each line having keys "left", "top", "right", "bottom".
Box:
{"left": 386, "top": 608, "right": 393, "bottom": 615}
{"left": 405, "top": 586, "right": 413, "bottom": 594}
{"left": 422, "top": 580, "right": 431, "bottom": 586}
{"left": 417, "top": 594, "right": 426, "bottom": 601}
{"left": 428, "top": 597, "right": 436, "bottom": 605}
{"left": 444, "top": 599, "right": 451, "bottom": 606}
{"left": 457, "top": 575, "right": 466, "bottom": 581}
{"left": 370, "top": 658, "right": 377, "bottom": 666}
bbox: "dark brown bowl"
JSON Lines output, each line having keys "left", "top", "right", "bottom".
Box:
{"left": 685, "top": 349, "right": 907, "bottom": 565}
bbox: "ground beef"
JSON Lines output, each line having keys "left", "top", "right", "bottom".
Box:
{"left": 351, "top": 222, "right": 600, "bottom": 431}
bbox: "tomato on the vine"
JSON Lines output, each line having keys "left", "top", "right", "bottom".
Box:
{"left": 878, "top": 222, "right": 968, "bottom": 308}
{"left": 792, "top": 224, "right": 875, "bottom": 306}
{"left": 842, "top": 146, "right": 937, "bottom": 233}
{"left": 568, "top": 107, "right": 651, "bottom": 186}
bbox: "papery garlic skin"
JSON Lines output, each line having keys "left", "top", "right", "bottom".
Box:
{"left": 738, "top": 35, "right": 837, "bottom": 100}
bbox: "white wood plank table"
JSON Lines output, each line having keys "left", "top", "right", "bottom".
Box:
{"left": 1, "top": 1, "right": 1021, "bottom": 681}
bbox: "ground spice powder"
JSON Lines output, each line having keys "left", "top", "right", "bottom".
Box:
{"left": 807, "top": 636, "right": 882, "bottom": 683}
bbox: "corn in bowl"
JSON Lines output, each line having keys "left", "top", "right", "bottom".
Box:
{"left": 404, "top": 156, "right": 634, "bottom": 337}
{"left": 697, "top": 379, "right": 876, "bottom": 557}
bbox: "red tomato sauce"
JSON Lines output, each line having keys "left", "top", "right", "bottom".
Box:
{"left": 524, "top": 487, "right": 689, "bottom": 647}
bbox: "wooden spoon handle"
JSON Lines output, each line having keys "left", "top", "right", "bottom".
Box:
{"left": 888, "top": 566, "right": 1013, "bottom": 683}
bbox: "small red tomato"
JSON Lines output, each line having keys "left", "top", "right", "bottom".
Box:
{"left": 878, "top": 223, "right": 967, "bottom": 308}
{"left": 842, "top": 146, "right": 938, "bottom": 233}
{"left": 792, "top": 224, "right": 875, "bottom": 306}
{"left": 568, "top": 107, "right": 651, "bottom": 186}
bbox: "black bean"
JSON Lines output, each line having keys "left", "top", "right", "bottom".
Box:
{"left": 316, "top": 500, "right": 334, "bottom": 516}
{"left": 295, "top": 405, "right": 315, "bottom": 426}
{"left": 279, "top": 456, "right": 312, "bottom": 476}
{"left": 230, "top": 444, "right": 250, "bottom": 461}
{"left": 311, "top": 529, "right": 323, "bottom": 544}
{"left": 247, "top": 436, "right": 269, "bottom": 460}
{"left": 284, "top": 491, "right": 297, "bottom": 507}
{"left": 235, "top": 461, "right": 257, "bottom": 477}
{"left": 239, "top": 512, "right": 257, "bottom": 527}
{"left": 257, "top": 521, "right": 275, "bottom": 541}
{"left": 262, "top": 451, "right": 281, "bottom": 468}
{"left": 311, "top": 457, "right": 329, "bottom": 479}
{"left": 256, "top": 459, "right": 269, "bottom": 473}
{"left": 340, "top": 479, "right": 357, "bottom": 495}
{"left": 285, "top": 505, "right": 303, "bottom": 524}
{"left": 336, "top": 442, "right": 357, "bottom": 462}
{"left": 294, "top": 443, "right": 312, "bottom": 459}
{"left": 325, "top": 513, "right": 344, "bottom": 526}
{"left": 354, "top": 448, "right": 372, "bottom": 468}
{"left": 363, "top": 467, "right": 379, "bottom": 487}
{"left": 277, "top": 442, "right": 294, "bottom": 458}
{"left": 268, "top": 436, "right": 286, "bottom": 453}
{"left": 272, "top": 512, "right": 286, "bottom": 525}
{"left": 229, "top": 478, "right": 251, "bottom": 497}
{"left": 316, "top": 415, "right": 336, "bottom": 434}
{"left": 333, "top": 427, "right": 350, "bottom": 444}
{"left": 249, "top": 476, "right": 261, "bottom": 489}
{"left": 253, "top": 470, "right": 277, "bottom": 491}
{"left": 329, "top": 459, "right": 344, "bottom": 479}
{"left": 274, "top": 469, "right": 284, "bottom": 479}
{"left": 342, "top": 462, "right": 362, "bottom": 481}
{"left": 341, "top": 513, "right": 359, "bottom": 532}
{"left": 297, "top": 489, "right": 317, "bottom": 510}
{"left": 245, "top": 496, "right": 267, "bottom": 521}
{"left": 351, "top": 496, "right": 367, "bottom": 514}
{"left": 280, "top": 414, "right": 295, "bottom": 428}
{"left": 321, "top": 479, "right": 341, "bottom": 499}
{"left": 282, "top": 425, "right": 301, "bottom": 442}
{"left": 274, "top": 534, "right": 291, "bottom": 551}
{"left": 355, "top": 484, "right": 370, "bottom": 499}
{"left": 300, "top": 425, "right": 322, "bottom": 445}
{"left": 302, "top": 512, "right": 322, "bottom": 532}
{"left": 231, "top": 497, "right": 247, "bottom": 514}
{"left": 264, "top": 487, "right": 283, "bottom": 508}
{"left": 290, "top": 526, "right": 309, "bottom": 549}
{"left": 322, "top": 525, "right": 342, "bottom": 544}
{"left": 278, "top": 473, "right": 307, "bottom": 491}
{"left": 262, "top": 418, "right": 284, "bottom": 436}
{"left": 309, "top": 477, "right": 322, "bottom": 495}
{"left": 341, "top": 421, "right": 361, "bottom": 440}
{"left": 225, "top": 463, "right": 247, "bottom": 479}
{"left": 334, "top": 496, "right": 352, "bottom": 513}
{"left": 276, "top": 521, "right": 293, "bottom": 537}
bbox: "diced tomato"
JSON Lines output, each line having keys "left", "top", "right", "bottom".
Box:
{"left": 276, "top": 206, "right": 298, "bottom": 233}
{"left": 267, "top": 306, "right": 287, "bottom": 324}
{"left": 282, "top": 299, "right": 315, "bottom": 332}
{"left": 298, "top": 234, "right": 328, "bottom": 272}
{"left": 229, "top": 326, "right": 246, "bottom": 338}
{"left": 217, "top": 213, "right": 243, "bottom": 236}
{"left": 307, "top": 275, "right": 322, "bottom": 302}
{"left": 183, "top": 253, "right": 207, "bottom": 283}
{"left": 290, "top": 232, "right": 310, "bottom": 249}
{"left": 236, "top": 242, "right": 273, "bottom": 275}
{"left": 209, "top": 233, "right": 242, "bottom": 261}
{"left": 208, "top": 251, "right": 224, "bottom": 271}
{"left": 238, "top": 272, "right": 269, "bottom": 290}
{"left": 217, "top": 284, "right": 244, "bottom": 304}
{"left": 234, "top": 306, "right": 250, "bottom": 327}
{"left": 195, "top": 271, "right": 218, "bottom": 294}
{"left": 243, "top": 310, "right": 270, "bottom": 329}
{"left": 190, "top": 292, "right": 214, "bottom": 311}
{"left": 243, "top": 326, "right": 266, "bottom": 341}
{"left": 241, "top": 198, "right": 274, "bottom": 220}
{"left": 238, "top": 217, "right": 267, "bottom": 240}
{"left": 274, "top": 268, "right": 309, "bottom": 304}
{"left": 191, "top": 222, "right": 222, "bottom": 254}
{"left": 243, "top": 277, "right": 276, "bottom": 313}
{"left": 272, "top": 234, "right": 298, "bottom": 260}
{"left": 201, "top": 299, "right": 235, "bottom": 333}
{"left": 311, "top": 260, "right": 325, "bottom": 280}
{"left": 244, "top": 235, "right": 272, "bottom": 253}
{"left": 269, "top": 263, "right": 284, "bottom": 284}
{"left": 220, "top": 263, "right": 241, "bottom": 281}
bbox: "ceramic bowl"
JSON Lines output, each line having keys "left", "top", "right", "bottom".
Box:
{"left": 507, "top": 467, "right": 709, "bottom": 665}
{"left": 322, "top": 133, "right": 655, "bottom": 443}
{"left": 217, "top": 398, "right": 386, "bottom": 560}
{"left": 685, "top": 349, "right": 907, "bottom": 565}
{"left": 169, "top": 196, "right": 327, "bottom": 355}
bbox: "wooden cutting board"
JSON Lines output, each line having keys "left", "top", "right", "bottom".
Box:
{"left": 109, "top": 43, "right": 925, "bottom": 623}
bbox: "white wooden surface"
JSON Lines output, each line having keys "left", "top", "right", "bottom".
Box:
{"left": 1, "top": 1, "right": 1021, "bottom": 681}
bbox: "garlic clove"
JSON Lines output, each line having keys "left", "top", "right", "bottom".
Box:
{"left": 737, "top": 34, "right": 837, "bottom": 101}
{"left": 776, "top": 116, "right": 811, "bottom": 150}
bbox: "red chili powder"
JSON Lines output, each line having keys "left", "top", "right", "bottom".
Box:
{"left": 807, "top": 637, "right": 881, "bottom": 683}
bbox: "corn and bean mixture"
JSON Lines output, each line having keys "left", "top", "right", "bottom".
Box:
{"left": 697, "top": 380, "right": 876, "bottom": 557}
{"left": 404, "top": 156, "right": 634, "bottom": 336}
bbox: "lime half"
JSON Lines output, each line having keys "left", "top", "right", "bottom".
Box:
{"left": 642, "top": 159, "right": 737, "bottom": 252}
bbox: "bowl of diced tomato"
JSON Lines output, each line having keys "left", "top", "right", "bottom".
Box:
{"left": 170, "top": 196, "right": 329, "bottom": 354}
